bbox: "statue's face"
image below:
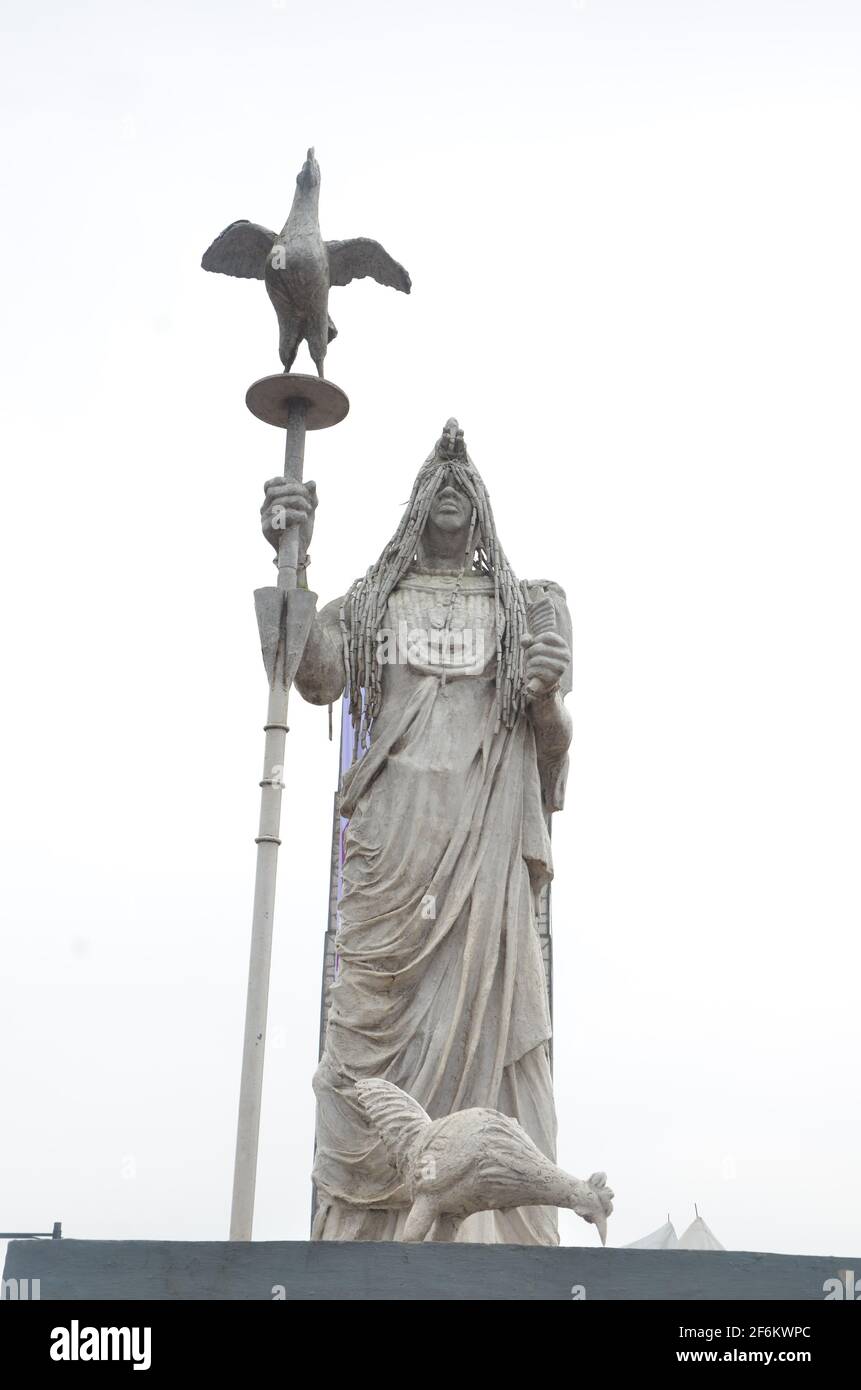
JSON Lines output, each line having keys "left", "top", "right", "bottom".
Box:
{"left": 428, "top": 478, "right": 472, "bottom": 534}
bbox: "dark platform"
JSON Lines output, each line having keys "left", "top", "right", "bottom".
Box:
{"left": 4, "top": 1239, "right": 857, "bottom": 1301}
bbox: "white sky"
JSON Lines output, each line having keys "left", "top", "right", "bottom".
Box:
{"left": 1, "top": 0, "right": 859, "bottom": 1263}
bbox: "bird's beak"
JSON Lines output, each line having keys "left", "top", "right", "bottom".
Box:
{"left": 595, "top": 1216, "right": 608, "bottom": 1247}
{"left": 307, "top": 146, "right": 315, "bottom": 161}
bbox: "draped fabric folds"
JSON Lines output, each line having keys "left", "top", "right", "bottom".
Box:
{"left": 312, "top": 575, "right": 564, "bottom": 1244}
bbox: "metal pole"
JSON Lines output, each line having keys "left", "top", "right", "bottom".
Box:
{"left": 230, "top": 399, "right": 307, "bottom": 1241}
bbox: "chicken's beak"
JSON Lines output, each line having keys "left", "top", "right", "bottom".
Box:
{"left": 595, "top": 1215, "right": 608, "bottom": 1247}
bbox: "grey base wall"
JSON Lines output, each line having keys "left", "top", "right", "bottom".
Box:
{"left": 3, "top": 1239, "right": 858, "bottom": 1301}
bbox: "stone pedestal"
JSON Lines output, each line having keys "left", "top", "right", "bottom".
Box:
{"left": 4, "top": 1239, "right": 856, "bottom": 1301}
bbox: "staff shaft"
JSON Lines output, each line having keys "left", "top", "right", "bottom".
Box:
{"left": 230, "top": 399, "right": 307, "bottom": 1242}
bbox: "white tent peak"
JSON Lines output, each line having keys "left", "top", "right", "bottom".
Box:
{"left": 625, "top": 1209, "right": 726, "bottom": 1251}
{"left": 677, "top": 1214, "right": 725, "bottom": 1251}
{"left": 624, "top": 1219, "right": 679, "bottom": 1250}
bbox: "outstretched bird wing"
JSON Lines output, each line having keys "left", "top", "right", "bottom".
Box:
{"left": 354, "top": 1079, "right": 430, "bottom": 1174}
{"left": 201, "top": 221, "right": 278, "bottom": 280}
{"left": 326, "top": 239, "right": 411, "bottom": 293}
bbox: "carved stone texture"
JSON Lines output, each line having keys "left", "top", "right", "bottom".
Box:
{"left": 290, "top": 423, "right": 577, "bottom": 1245}
{"left": 202, "top": 149, "right": 410, "bottom": 377}
{"left": 355, "top": 1079, "right": 614, "bottom": 1244}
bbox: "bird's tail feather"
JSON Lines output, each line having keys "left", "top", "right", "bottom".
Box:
{"left": 354, "top": 1079, "right": 431, "bottom": 1174}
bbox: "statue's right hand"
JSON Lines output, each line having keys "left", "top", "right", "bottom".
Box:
{"left": 260, "top": 478, "right": 318, "bottom": 555}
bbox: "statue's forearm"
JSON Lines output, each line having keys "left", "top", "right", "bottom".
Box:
{"left": 528, "top": 689, "right": 572, "bottom": 762}
{"left": 294, "top": 598, "right": 346, "bottom": 706}
{"left": 528, "top": 690, "right": 572, "bottom": 814}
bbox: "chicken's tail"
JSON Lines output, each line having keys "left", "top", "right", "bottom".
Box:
{"left": 354, "top": 1079, "right": 431, "bottom": 1174}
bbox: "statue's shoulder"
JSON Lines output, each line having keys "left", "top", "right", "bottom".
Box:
{"left": 524, "top": 578, "right": 571, "bottom": 628}
{"left": 318, "top": 592, "right": 350, "bottom": 625}
{"left": 524, "top": 578, "right": 568, "bottom": 605}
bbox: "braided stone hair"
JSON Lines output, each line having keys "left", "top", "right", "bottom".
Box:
{"left": 340, "top": 419, "right": 527, "bottom": 749}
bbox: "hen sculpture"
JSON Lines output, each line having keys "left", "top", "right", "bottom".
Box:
{"left": 201, "top": 148, "right": 411, "bottom": 377}
{"left": 355, "top": 1078, "right": 614, "bottom": 1244}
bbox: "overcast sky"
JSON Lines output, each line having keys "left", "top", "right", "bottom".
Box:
{"left": 1, "top": 0, "right": 859, "bottom": 1265}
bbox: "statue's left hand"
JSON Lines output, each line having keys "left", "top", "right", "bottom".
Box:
{"left": 520, "top": 630, "right": 570, "bottom": 696}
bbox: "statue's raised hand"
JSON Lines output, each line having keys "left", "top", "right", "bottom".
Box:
{"left": 520, "top": 629, "right": 570, "bottom": 697}
{"left": 260, "top": 478, "right": 318, "bottom": 558}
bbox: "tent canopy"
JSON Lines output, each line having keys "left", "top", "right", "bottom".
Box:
{"left": 624, "top": 1219, "right": 679, "bottom": 1250}
{"left": 625, "top": 1213, "right": 725, "bottom": 1251}
{"left": 677, "top": 1216, "right": 725, "bottom": 1251}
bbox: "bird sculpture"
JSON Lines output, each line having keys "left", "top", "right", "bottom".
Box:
{"left": 201, "top": 148, "right": 411, "bottom": 377}
{"left": 355, "top": 1078, "right": 614, "bottom": 1244}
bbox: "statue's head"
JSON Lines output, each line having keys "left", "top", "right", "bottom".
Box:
{"left": 296, "top": 147, "right": 321, "bottom": 193}
{"left": 567, "top": 1172, "right": 614, "bottom": 1246}
{"left": 344, "top": 418, "right": 529, "bottom": 744}
{"left": 423, "top": 419, "right": 472, "bottom": 538}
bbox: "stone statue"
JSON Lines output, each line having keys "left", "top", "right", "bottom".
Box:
{"left": 355, "top": 1079, "right": 614, "bottom": 1244}
{"left": 202, "top": 148, "right": 411, "bottom": 376}
{"left": 261, "top": 419, "right": 576, "bottom": 1244}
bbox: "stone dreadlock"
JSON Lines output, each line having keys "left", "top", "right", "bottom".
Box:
{"left": 340, "top": 419, "right": 527, "bottom": 750}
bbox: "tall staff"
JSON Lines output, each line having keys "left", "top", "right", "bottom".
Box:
{"left": 230, "top": 374, "right": 348, "bottom": 1241}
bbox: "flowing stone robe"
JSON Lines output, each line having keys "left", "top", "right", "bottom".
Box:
{"left": 311, "top": 571, "right": 571, "bottom": 1243}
